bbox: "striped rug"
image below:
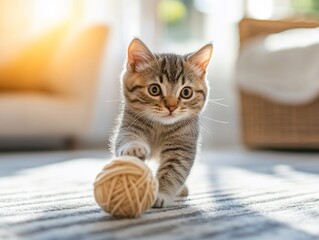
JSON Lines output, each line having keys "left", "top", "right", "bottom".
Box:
{"left": 1, "top": 150, "right": 319, "bottom": 240}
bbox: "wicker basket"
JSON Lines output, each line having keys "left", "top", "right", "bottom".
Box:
{"left": 239, "top": 18, "right": 319, "bottom": 149}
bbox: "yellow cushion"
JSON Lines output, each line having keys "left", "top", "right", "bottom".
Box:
{"left": 0, "top": 22, "right": 72, "bottom": 92}
{"left": 0, "top": 23, "right": 109, "bottom": 96}
{"left": 46, "top": 25, "right": 109, "bottom": 96}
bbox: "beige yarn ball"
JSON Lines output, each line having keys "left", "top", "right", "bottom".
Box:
{"left": 94, "top": 156, "right": 158, "bottom": 218}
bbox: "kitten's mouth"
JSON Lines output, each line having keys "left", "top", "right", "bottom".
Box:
{"left": 154, "top": 111, "right": 184, "bottom": 125}
{"left": 166, "top": 111, "right": 178, "bottom": 118}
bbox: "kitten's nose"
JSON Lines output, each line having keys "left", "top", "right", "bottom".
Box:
{"left": 165, "top": 97, "right": 178, "bottom": 113}
{"left": 166, "top": 106, "right": 177, "bottom": 113}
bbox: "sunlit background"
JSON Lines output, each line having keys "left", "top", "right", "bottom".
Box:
{"left": 1, "top": 0, "right": 319, "bottom": 150}
{"left": 1, "top": 2, "right": 319, "bottom": 238}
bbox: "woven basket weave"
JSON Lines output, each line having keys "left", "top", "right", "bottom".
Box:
{"left": 239, "top": 18, "right": 319, "bottom": 149}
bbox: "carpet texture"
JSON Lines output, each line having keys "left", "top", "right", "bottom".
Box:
{"left": 0, "top": 150, "right": 319, "bottom": 240}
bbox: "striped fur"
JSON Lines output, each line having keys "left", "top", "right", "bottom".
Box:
{"left": 111, "top": 38, "right": 213, "bottom": 207}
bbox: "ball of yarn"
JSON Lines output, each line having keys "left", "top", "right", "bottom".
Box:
{"left": 94, "top": 156, "right": 158, "bottom": 218}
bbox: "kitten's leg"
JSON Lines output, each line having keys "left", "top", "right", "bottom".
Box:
{"left": 153, "top": 146, "right": 195, "bottom": 208}
{"left": 117, "top": 140, "right": 150, "bottom": 161}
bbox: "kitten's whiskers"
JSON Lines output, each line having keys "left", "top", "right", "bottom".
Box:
{"left": 199, "top": 122, "right": 213, "bottom": 136}
{"left": 207, "top": 100, "right": 229, "bottom": 108}
{"left": 187, "top": 113, "right": 213, "bottom": 137}
{"left": 105, "top": 100, "right": 122, "bottom": 103}
{"left": 126, "top": 111, "right": 149, "bottom": 131}
{"left": 208, "top": 98, "right": 224, "bottom": 102}
{"left": 201, "top": 115, "right": 229, "bottom": 124}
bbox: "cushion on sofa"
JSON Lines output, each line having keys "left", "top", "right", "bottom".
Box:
{"left": 45, "top": 25, "right": 109, "bottom": 97}
{"left": 0, "top": 22, "right": 72, "bottom": 92}
{"left": 0, "top": 23, "right": 109, "bottom": 98}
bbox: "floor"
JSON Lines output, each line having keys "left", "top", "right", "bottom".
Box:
{"left": 0, "top": 149, "right": 319, "bottom": 240}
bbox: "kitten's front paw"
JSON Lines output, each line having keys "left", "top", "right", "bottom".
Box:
{"left": 119, "top": 142, "right": 150, "bottom": 160}
{"left": 178, "top": 185, "right": 189, "bottom": 197}
{"left": 153, "top": 192, "right": 174, "bottom": 208}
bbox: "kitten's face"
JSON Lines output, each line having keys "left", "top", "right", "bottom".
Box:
{"left": 122, "top": 39, "right": 213, "bottom": 125}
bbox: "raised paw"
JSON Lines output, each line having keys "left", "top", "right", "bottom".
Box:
{"left": 119, "top": 142, "right": 150, "bottom": 160}
{"left": 152, "top": 192, "right": 173, "bottom": 208}
{"left": 178, "top": 185, "right": 189, "bottom": 197}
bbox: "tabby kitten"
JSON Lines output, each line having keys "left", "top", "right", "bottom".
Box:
{"left": 111, "top": 38, "right": 213, "bottom": 208}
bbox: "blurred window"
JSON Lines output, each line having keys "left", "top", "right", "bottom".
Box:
{"left": 246, "top": 0, "right": 319, "bottom": 20}
{"left": 157, "top": 0, "right": 204, "bottom": 43}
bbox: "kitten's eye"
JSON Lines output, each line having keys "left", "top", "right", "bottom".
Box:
{"left": 180, "top": 87, "right": 193, "bottom": 99}
{"left": 148, "top": 84, "right": 161, "bottom": 96}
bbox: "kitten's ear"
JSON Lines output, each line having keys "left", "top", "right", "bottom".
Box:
{"left": 127, "top": 38, "right": 154, "bottom": 72}
{"left": 187, "top": 43, "right": 213, "bottom": 77}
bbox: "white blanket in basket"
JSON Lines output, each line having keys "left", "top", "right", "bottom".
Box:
{"left": 236, "top": 27, "right": 319, "bottom": 105}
